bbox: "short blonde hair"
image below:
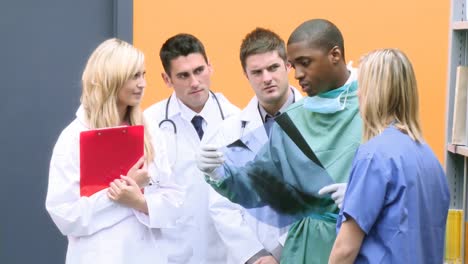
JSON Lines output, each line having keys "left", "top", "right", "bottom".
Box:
{"left": 81, "top": 38, "right": 153, "bottom": 160}
{"left": 358, "top": 48, "right": 422, "bottom": 143}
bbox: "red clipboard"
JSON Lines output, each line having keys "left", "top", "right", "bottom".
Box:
{"left": 79, "top": 125, "right": 144, "bottom": 197}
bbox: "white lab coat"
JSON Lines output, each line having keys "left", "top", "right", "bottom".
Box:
{"left": 202, "top": 87, "right": 303, "bottom": 263}
{"left": 144, "top": 92, "right": 240, "bottom": 264}
{"left": 45, "top": 106, "right": 185, "bottom": 264}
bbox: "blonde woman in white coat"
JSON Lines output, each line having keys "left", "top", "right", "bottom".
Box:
{"left": 45, "top": 38, "right": 185, "bottom": 264}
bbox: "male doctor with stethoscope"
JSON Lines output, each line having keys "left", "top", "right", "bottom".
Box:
{"left": 144, "top": 34, "right": 239, "bottom": 264}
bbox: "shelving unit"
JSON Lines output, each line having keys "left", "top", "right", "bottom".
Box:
{"left": 453, "top": 21, "right": 468, "bottom": 30}
{"left": 446, "top": 0, "right": 468, "bottom": 262}
{"left": 448, "top": 144, "right": 468, "bottom": 157}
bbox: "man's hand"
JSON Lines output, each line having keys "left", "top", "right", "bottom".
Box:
{"left": 253, "top": 256, "right": 279, "bottom": 264}
{"left": 197, "top": 144, "right": 225, "bottom": 180}
{"left": 318, "top": 183, "right": 347, "bottom": 209}
{"left": 126, "top": 156, "right": 150, "bottom": 188}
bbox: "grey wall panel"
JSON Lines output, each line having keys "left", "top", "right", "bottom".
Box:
{"left": 0, "top": 0, "right": 132, "bottom": 263}
{"left": 115, "top": 0, "right": 134, "bottom": 43}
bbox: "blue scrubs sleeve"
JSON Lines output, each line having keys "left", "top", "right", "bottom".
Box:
{"left": 340, "top": 152, "right": 391, "bottom": 234}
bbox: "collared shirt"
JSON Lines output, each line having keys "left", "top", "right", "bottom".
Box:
{"left": 258, "top": 87, "right": 295, "bottom": 123}
{"left": 176, "top": 93, "right": 224, "bottom": 132}
{"left": 176, "top": 97, "right": 207, "bottom": 131}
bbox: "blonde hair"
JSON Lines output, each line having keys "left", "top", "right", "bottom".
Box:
{"left": 81, "top": 38, "right": 154, "bottom": 161}
{"left": 358, "top": 48, "right": 422, "bottom": 143}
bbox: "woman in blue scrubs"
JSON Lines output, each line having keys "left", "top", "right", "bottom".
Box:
{"left": 329, "top": 49, "right": 450, "bottom": 263}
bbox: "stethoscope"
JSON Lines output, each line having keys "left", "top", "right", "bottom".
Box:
{"left": 158, "top": 90, "right": 225, "bottom": 134}
{"left": 240, "top": 87, "right": 297, "bottom": 138}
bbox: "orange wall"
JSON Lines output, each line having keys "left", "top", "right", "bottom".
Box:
{"left": 134, "top": 1, "right": 449, "bottom": 161}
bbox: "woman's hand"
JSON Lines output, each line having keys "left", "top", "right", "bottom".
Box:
{"left": 108, "top": 176, "right": 148, "bottom": 214}
{"left": 126, "top": 156, "right": 150, "bottom": 188}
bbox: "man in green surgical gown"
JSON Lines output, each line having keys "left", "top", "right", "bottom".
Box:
{"left": 198, "top": 18, "right": 362, "bottom": 263}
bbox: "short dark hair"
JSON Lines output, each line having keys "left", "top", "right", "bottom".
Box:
{"left": 288, "top": 19, "right": 345, "bottom": 60}
{"left": 240, "top": 28, "right": 287, "bottom": 72}
{"left": 159, "top": 33, "right": 208, "bottom": 75}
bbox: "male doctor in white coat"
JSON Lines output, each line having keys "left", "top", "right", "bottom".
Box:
{"left": 144, "top": 33, "right": 239, "bottom": 264}
{"left": 201, "top": 28, "right": 303, "bottom": 264}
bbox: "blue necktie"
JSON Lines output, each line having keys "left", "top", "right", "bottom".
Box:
{"left": 264, "top": 114, "right": 275, "bottom": 137}
{"left": 264, "top": 112, "right": 281, "bottom": 137}
{"left": 191, "top": 115, "right": 204, "bottom": 140}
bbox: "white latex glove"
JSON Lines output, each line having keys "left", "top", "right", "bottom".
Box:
{"left": 197, "top": 144, "right": 225, "bottom": 180}
{"left": 318, "top": 183, "right": 347, "bottom": 209}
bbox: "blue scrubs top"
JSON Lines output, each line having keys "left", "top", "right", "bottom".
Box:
{"left": 337, "top": 126, "right": 450, "bottom": 263}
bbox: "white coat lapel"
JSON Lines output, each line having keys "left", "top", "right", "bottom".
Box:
{"left": 236, "top": 96, "right": 268, "bottom": 153}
